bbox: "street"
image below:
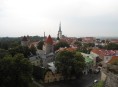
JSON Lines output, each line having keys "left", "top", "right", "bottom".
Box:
{"left": 43, "top": 73, "right": 101, "bottom": 87}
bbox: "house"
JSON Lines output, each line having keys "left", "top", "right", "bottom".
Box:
{"left": 81, "top": 53, "right": 94, "bottom": 74}
{"left": 82, "top": 37, "right": 95, "bottom": 43}
{"left": 107, "top": 56, "right": 118, "bottom": 64}
{"left": 44, "top": 70, "right": 63, "bottom": 83}
{"left": 44, "top": 62, "right": 63, "bottom": 83}
{"left": 110, "top": 39, "right": 118, "bottom": 44}
{"left": 91, "top": 48, "right": 118, "bottom": 64}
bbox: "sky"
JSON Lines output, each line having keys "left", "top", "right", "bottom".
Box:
{"left": 0, "top": 0, "right": 118, "bottom": 37}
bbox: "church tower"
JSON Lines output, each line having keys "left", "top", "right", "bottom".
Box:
{"left": 58, "top": 22, "right": 62, "bottom": 39}
{"left": 21, "top": 36, "right": 29, "bottom": 46}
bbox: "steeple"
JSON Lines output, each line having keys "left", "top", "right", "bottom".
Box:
{"left": 58, "top": 22, "right": 62, "bottom": 39}
{"left": 44, "top": 32, "right": 45, "bottom": 38}
{"left": 43, "top": 32, "right": 46, "bottom": 41}
{"left": 59, "top": 22, "right": 61, "bottom": 32}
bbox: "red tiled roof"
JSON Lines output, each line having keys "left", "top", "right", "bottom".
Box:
{"left": 91, "top": 48, "right": 101, "bottom": 55}
{"left": 111, "top": 39, "right": 118, "bottom": 44}
{"left": 82, "top": 37, "right": 95, "bottom": 43}
{"left": 91, "top": 49, "right": 117, "bottom": 59}
{"left": 108, "top": 56, "right": 118, "bottom": 64}
{"left": 60, "top": 37, "right": 77, "bottom": 44}
{"left": 22, "top": 36, "right": 28, "bottom": 41}
{"left": 46, "top": 35, "right": 53, "bottom": 44}
{"left": 65, "top": 48, "right": 77, "bottom": 52}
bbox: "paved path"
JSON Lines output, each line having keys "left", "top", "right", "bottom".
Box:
{"left": 33, "top": 80, "right": 44, "bottom": 87}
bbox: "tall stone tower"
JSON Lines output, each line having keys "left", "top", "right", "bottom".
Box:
{"left": 21, "top": 36, "right": 29, "bottom": 46}
{"left": 43, "top": 35, "right": 53, "bottom": 54}
{"left": 58, "top": 22, "right": 62, "bottom": 39}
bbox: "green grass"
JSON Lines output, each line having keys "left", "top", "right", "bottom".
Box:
{"left": 93, "top": 81, "right": 104, "bottom": 87}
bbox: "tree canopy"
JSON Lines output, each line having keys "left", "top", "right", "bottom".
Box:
{"left": 0, "top": 53, "right": 32, "bottom": 87}
{"left": 55, "top": 50, "right": 85, "bottom": 79}
{"left": 105, "top": 43, "right": 118, "bottom": 50}
{"left": 37, "top": 41, "right": 44, "bottom": 50}
{"left": 8, "top": 46, "right": 31, "bottom": 58}
{"left": 54, "top": 41, "right": 70, "bottom": 51}
{"left": 29, "top": 44, "right": 37, "bottom": 55}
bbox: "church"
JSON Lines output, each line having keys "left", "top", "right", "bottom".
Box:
{"left": 57, "top": 22, "right": 62, "bottom": 39}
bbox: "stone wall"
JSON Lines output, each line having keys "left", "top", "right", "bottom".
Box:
{"left": 104, "top": 72, "right": 118, "bottom": 87}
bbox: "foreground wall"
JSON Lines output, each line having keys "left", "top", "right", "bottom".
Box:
{"left": 104, "top": 72, "right": 118, "bottom": 87}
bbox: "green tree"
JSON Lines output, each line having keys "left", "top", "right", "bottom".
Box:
{"left": 37, "top": 41, "right": 44, "bottom": 50}
{"left": 55, "top": 50, "right": 85, "bottom": 79}
{"left": 83, "top": 43, "right": 95, "bottom": 47}
{"left": 74, "top": 52, "right": 86, "bottom": 75}
{"left": 74, "top": 41, "right": 82, "bottom": 47}
{"left": 78, "top": 38, "right": 82, "bottom": 41}
{"left": 54, "top": 41, "right": 70, "bottom": 51}
{"left": 8, "top": 46, "right": 31, "bottom": 58}
{"left": 0, "top": 53, "right": 32, "bottom": 87}
{"left": 0, "top": 49, "right": 8, "bottom": 58}
{"left": 105, "top": 43, "right": 118, "bottom": 50}
{"left": 32, "top": 66, "right": 46, "bottom": 81}
{"left": 29, "top": 44, "right": 36, "bottom": 55}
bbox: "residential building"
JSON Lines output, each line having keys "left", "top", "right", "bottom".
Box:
{"left": 81, "top": 53, "right": 94, "bottom": 74}
{"left": 91, "top": 48, "right": 118, "bottom": 64}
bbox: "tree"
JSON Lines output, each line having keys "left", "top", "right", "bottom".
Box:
{"left": 54, "top": 41, "right": 70, "bottom": 51}
{"left": 83, "top": 43, "right": 95, "bottom": 47}
{"left": 0, "top": 53, "right": 32, "bottom": 87}
{"left": 0, "top": 49, "right": 8, "bottom": 58}
{"left": 29, "top": 44, "right": 36, "bottom": 55}
{"left": 32, "top": 66, "right": 46, "bottom": 81}
{"left": 8, "top": 45, "right": 31, "bottom": 58}
{"left": 78, "top": 38, "right": 82, "bottom": 41}
{"left": 55, "top": 50, "right": 85, "bottom": 79}
{"left": 74, "top": 41, "right": 82, "bottom": 47}
{"left": 37, "top": 41, "right": 44, "bottom": 50}
{"left": 105, "top": 43, "right": 118, "bottom": 50}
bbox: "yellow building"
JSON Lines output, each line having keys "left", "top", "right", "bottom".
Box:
{"left": 44, "top": 70, "right": 63, "bottom": 83}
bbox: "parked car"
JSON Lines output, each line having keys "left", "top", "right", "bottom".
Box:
{"left": 94, "top": 80, "right": 98, "bottom": 83}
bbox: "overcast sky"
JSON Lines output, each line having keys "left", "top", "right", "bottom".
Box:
{"left": 0, "top": 0, "right": 118, "bottom": 37}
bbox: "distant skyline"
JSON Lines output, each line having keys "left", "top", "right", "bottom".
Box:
{"left": 0, "top": 0, "right": 118, "bottom": 37}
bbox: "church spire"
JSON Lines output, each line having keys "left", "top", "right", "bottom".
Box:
{"left": 59, "top": 22, "right": 61, "bottom": 32}
{"left": 58, "top": 22, "right": 62, "bottom": 39}
{"left": 43, "top": 32, "right": 46, "bottom": 41}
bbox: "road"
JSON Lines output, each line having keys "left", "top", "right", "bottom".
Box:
{"left": 43, "top": 73, "right": 101, "bottom": 87}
